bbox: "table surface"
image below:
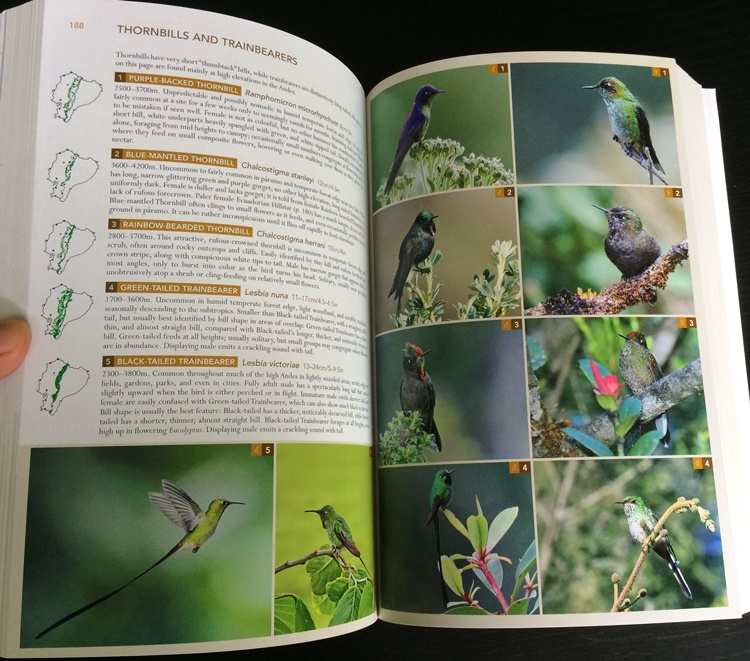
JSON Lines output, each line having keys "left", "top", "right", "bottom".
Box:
{"left": 2, "top": 0, "right": 749, "bottom": 658}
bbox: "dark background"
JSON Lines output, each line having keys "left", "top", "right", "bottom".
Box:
{"left": 3, "top": 0, "right": 749, "bottom": 658}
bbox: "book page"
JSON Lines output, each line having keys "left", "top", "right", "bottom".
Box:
{"left": 368, "top": 52, "right": 742, "bottom": 626}
{"left": 0, "top": 0, "right": 375, "bottom": 655}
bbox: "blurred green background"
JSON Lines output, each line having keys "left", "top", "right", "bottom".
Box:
{"left": 535, "top": 457, "right": 726, "bottom": 613}
{"left": 370, "top": 65, "right": 513, "bottom": 204}
{"left": 274, "top": 443, "right": 374, "bottom": 631}
{"left": 376, "top": 320, "right": 530, "bottom": 463}
{"left": 511, "top": 62, "right": 680, "bottom": 185}
{"left": 519, "top": 185, "right": 692, "bottom": 315}
{"left": 378, "top": 462, "right": 536, "bottom": 614}
{"left": 22, "top": 444, "right": 273, "bottom": 648}
{"left": 526, "top": 316, "right": 709, "bottom": 456}
{"left": 373, "top": 188, "right": 518, "bottom": 334}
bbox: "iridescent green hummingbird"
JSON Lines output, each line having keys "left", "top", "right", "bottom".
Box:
{"left": 583, "top": 77, "right": 665, "bottom": 179}
{"left": 306, "top": 504, "right": 367, "bottom": 570}
{"left": 616, "top": 495, "right": 692, "bottom": 599}
{"left": 36, "top": 480, "right": 243, "bottom": 638}
{"left": 619, "top": 331, "right": 670, "bottom": 446}
{"left": 593, "top": 205, "right": 661, "bottom": 278}
{"left": 400, "top": 342, "right": 441, "bottom": 451}
{"left": 425, "top": 469, "right": 453, "bottom": 527}
{"left": 384, "top": 84, "right": 445, "bottom": 195}
{"left": 388, "top": 210, "right": 437, "bottom": 312}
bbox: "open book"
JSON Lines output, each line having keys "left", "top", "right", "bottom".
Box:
{"left": 1, "top": 0, "right": 748, "bottom": 656}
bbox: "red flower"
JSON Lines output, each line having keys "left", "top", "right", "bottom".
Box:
{"left": 590, "top": 360, "right": 623, "bottom": 397}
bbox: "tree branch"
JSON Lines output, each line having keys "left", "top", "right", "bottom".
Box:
{"left": 524, "top": 241, "right": 688, "bottom": 316}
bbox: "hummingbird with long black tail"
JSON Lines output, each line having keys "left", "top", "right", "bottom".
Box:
{"left": 583, "top": 77, "right": 665, "bottom": 181}
{"left": 616, "top": 495, "right": 692, "bottom": 599}
{"left": 36, "top": 479, "right": 243, "bottom": 639}
{"left": 619, "top": 331, "right": 670, "bottom": 446}
{"left": 384, "top": 84, "right": 445, "bottom": 195}
{"left": 388, "top": 210, "right": 437, "bottom": 312}
{"left": 425, "top": 469, "right": 454, "bottom": 607}
{"left": 306, "top": 504, "right": 367, "bottom": 571}
{"left": 593, "top": 205, "right": 661, "bottom": 278}
{"left": 400, "top": 342, "right": 441, "bottom": 451}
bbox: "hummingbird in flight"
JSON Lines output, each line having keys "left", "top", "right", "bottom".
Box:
{"left": 583, "top": 77, "right": 664, "bottom": 180}
{"left": 400, "top": 342, "right": 441, "bottom": 451}
{"left": 36, "top": 479, "right": 243, "bottom": 639}
{"left": 593, "top": 205, "right": 661, "bottom": 278}
{"left": 616, "top": 495, "right": 692, "bottom": 599}
{"left": 306, "top": 504, "right": 367, "bottom": 571}
{"left": 384, "top": 84, "right": 445, "bottom": 195}
{"left": 619, "top": 331, "right": 670, "bottom": 446}
{"left": 388, "top": 210, "right": 437, "bottom": 312}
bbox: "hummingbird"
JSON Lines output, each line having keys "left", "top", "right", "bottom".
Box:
{"left": 400, "top": 342, "right": 441, "bottom": 451}
{"left": 425, "top": 469, "right": 453, "bottom": 527}
{"left": 593, "top": 205, "right": 661, "bottom": 278}
{"left": 583, "top": 77, "right": 664, "bottom": 177}
{"left": 306, "top": 504, "right": 366, "bottom": 571}
{"left": 619, "top": 331, "right": 670, "bottom": 446}
{"left": 388, "top": 210, "right": 437, "bottom": 312}
{"left": 384, "top": 84, "right": 445, "bottom": 195}
{"left": 616, "top": 495, "right": 692, "bottom": 599}
{"left": 36, "top": 479, "right": 243, "bottom": 638}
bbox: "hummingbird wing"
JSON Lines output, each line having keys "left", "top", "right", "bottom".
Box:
{"left": 635, "top": 105, "right": 663, "bottom": 173}
{"left": 425, "top": 492, "right": 442, "bottom": 527}
{"left": 335, "top": 519, "right": 361, "bottom": 557}
{"left": 149, "top": 480, "right": 204, "bottom": 532}
{"left": 388, "top": 229, "right": 421, "bottom": 303}
{"left": 385, "top": 109, "right": 426, "bottom": 194}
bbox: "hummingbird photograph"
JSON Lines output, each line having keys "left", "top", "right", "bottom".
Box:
{"left": 594, "top": 205, "right": 661, "bottom": 279}
{"left": 534, "top": 458, "right": 724, "bottom": 613}
{"left": 400, "top": 342, "right": 441, "bottom": 451}
{"left": 384, "top": 84, "right": 445, "bottom": 196}
{"left": 425, "top": 469, "right": 454, "bottom": 607}
{"left": 619, "top": 330, "right": 671, "bottom": 446}
{"left": 583, "top": 76, "right": 666, "bottom": 183}
{"left": 22, "top": 444, "right": 274, "bottom": 648}
{"left": 616, "top": 495, "right": 692, "bottom": 599}
{"left": 388, "top": 209, "right": 437, "bottom": 313}
{"left": 511, "top": 63, "right": 678, "bottom": 185}
{"left": 306, "top": 504, "right": 367, "bottom": 571}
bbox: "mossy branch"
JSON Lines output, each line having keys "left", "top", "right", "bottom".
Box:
{"left": 524, "top": 241, "right": 688, "bottom": 316}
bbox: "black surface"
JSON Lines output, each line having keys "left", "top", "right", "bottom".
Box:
{"left": 2, "top": 0, "right": 749, "bottom": 658}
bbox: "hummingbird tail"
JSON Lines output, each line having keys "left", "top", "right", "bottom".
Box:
{"left": 670, "top": 561, "right": 693, "bottom": 599}
{"left": 36, "top": 542, "right": 183, "bottom": 638}
{"left": 656, "top": 413, "right": 670, "bottom": 446}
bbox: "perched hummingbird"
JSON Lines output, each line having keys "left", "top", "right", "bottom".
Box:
{"left": 306, "top": 504, "right": 366, "bottom": 570}
{"left": 384, "top": 84, "right": 445, "bottom": 195}
{"left": 616, "top": 495, "right": 692, "bottom": 599}
{"left": 388, "top": 210, "right": 437, "bottom": 312}
{"left": 593, "top": 205, "right": 661, "bottom": 278}
{"left": 583, "top": 77, "right": 664, "bottom": 176}
{"left": 425, "top": 469, "right": 453, "bottom": 527}
{"left": 36, "top": 479, "right": 243, "bottom": 639}
{"left": 400, "top": 342, "right": 441, "bottom": 451}
{"left": 619, "top": 331, "right": 670, "bottom": 446}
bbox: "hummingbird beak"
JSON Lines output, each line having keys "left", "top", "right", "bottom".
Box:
{"left": 582, "top": 84, "right": 597, "bottom": 89}
{"left": 421, "top": 349, "right": 431, "bottom": 356}
{"left": 592, "top": 204, "right": 607, "bottom": 213}
{"left": 228, "top": 501, "right": 244, "bottom": 506}
{"left": 305, "top": 508, "right": 323, "bottom": 514}
{"left": 618, "top": 334, "right": 629, "bottom": 340}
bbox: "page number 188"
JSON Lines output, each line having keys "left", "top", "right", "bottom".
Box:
{"left": 70, "top": 21, "right": 84, "bottom": 29}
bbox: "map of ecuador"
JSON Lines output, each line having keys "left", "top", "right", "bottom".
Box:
{"left": 44, "top": 220, "right": 96, "bottom": 274}
{"left": 37, "top": 359, "right": 90, "bottom": 414}
{"left": 47, "top": 149, "right": 99, "bottom": 201}
{"left": 51, "top": 72, "right": 103, "bottom": 123}
{"left": 41, "top": 284, "right": 94, "bottom": 339}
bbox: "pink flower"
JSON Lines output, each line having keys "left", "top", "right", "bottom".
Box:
{"left": 590, "top": 359, "right": 623, "bottom": 397}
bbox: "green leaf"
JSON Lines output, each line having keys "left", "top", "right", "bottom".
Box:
{"left": 329, "top": 580, "right": 372, "bottom": 627}
{"left": 508, "top": 596, "right": 533, "bottom": 615}
{"left": 326, "top": 576, "right": 350, "bottom": 603}
{"left": 443, "top": 508, "right": 470, "bottom": 541}
{"left": 486, "top": 506, "right": 519, "bottom": 552}
{"left": 357, "top": 580, "right": 375, "bottom": 618}
{"left": 442, "top": 556, "right": 465, "bottom": 597}
{"left": 563, "top": 427, "right": 614, "bottom": 456}
{"left": 511, "top": 548, "right": 537, "bottom": 601}
{"left": 467, "top": 513, "right": 488, "bottom": 553}
{"left": 444, "top": 604, "right": 490, "bottom": 615}
{"left": 628, "top": 429, "right": 664, "bottom": 456}
{"left": 616, "top": 397, "right": 642, "bottom": 436}
{"left": 595, "top": 394, "right": 618, "bottom": 412}
{"left": 274, "top": 594, "right": 316, "bottom": 634}
{"left": 526, "top": 335, "right": 547, "bottom": 371}
{"left": 306, "top": 550, "right": 343, "bottom": 596}
{"left": 312, "top": 589, "right": 337, "bottom": 616}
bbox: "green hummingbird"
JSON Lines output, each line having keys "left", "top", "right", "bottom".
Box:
{"left": 400, "top": 342, "right": 441, "bottom": 451}
{"left": 583, "top": 77, "right": 664, "bottom": 178}
{"left": 616, "top": 495, "right": 692, "bottom": 599}
{"left": 425, "top": 469, "right": 453, "bottom": 527}
{"left": 619, "top": 331, "right": 670, "bottom": 446}
{"left": 306, "top": 504, "right": 366, "bottom": 570}
{"left": 36, "top": 479, "right": 243, "bottom": 639}
{"left": 593, "top": 205, "right": 661, "bottom": 278}
{"left": 388, "top": 210, "right": 437, "bottom": 312}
